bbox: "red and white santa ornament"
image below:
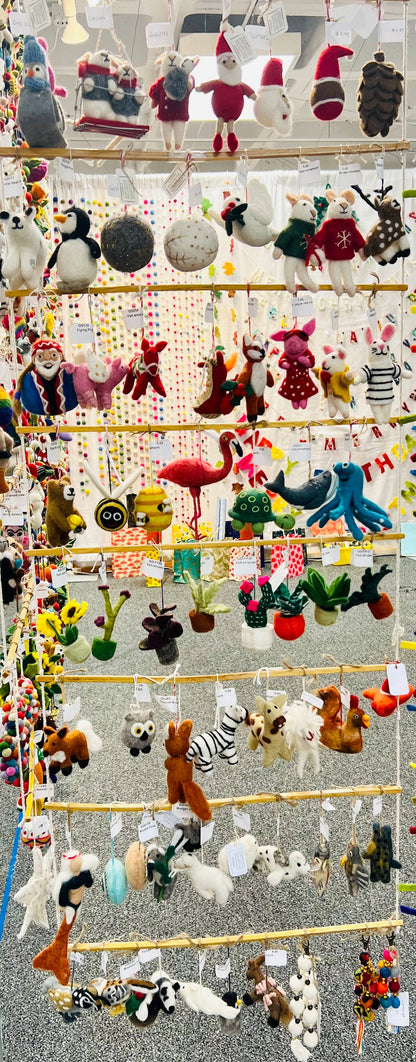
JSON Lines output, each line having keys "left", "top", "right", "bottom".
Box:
{"left": 197, "top": 26, "right": 256, "bottom": 154}
{"left": 310, "top": 44, "right": 353, "bottom": 122}
{"left": 253, "top": 57, "right": 292, "bottom": 136}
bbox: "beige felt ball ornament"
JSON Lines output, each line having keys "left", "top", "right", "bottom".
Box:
{"left": 101, "top": 213, "right": 154, "bottom": 272}
{"left": 163, "top": 215, "right": 218, "bottom": 272}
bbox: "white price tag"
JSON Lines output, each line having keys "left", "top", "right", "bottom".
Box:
{"left": 340, "top": 685, "right": 350, "bottom": 709}
{"left": 367, "top": 306, "right": 377, "bottom": 326}
{"left": 101, "top": 950, "right": 109, "bottom": 974}
{"left": 386, "top": 991, "right": 409, "bottom": 1027}
{"left": 110, "top": 812, "right": 123, "bottom": 838}
{"left": 266, "top": 689, "right": 286, "bottom": 700}
{"left": 247, "top": 297, "right": 258, "bottom": 319}
{"left": 353, "top": 547, "right": 373, "bottom": 567}
{"left": 270, "top": 562, "right": 289, "bottom": 589}
{"left": 188, "top": 181, "right": 202, "bottom": 208}
{"left": 138, "top": 812, "right": 158, "bottom": 842}
{"left": 200, "top": 553, "right": 214, "bottom": 577}
{"left": 374, "top": 156, "right": 384, "bottom": 182}
{"left": 65, "top": 826, "right": 72, "bottom": 847}
{"left": 62, "top": 696, "right": 81, "bottom": 723}
{"left": 373, "top": 795, "right": 383, "bottom": 817}
{"left": 302, "top": 690, "right": 323, "bottom": 709}
{"left": 70, "top": 951, "right": 85, "bottom": 965}
{"left": 200, "top": 820, "right": 214, "bottom": 845}
{"left": 33, "top": 783, "right": 54, "bottom": 800}
{"left": 118, "top": 175, "right": 138, "bottom": 206}
{"left": 155, "top": 693, "right": 177, "bottom": 714}
{"left": 321, "top": 799, "right": 336, "bottom": 811}
{"left": 155, "top": 810, "right": 180, "bottom": 828}
{"left": 245, "top": 23, "right": 270, "bottom": 48}
{"left": 291, "top": 294, "right": 314, "bottom": 318}
{"left": 331, "top": 309, "right": 339, "bottom": 330}
{"left": 99, "top": 560, "right": 107, "bottom": 583}
{"left": 215, "top": 957, "right": 231, "bottom": 979}
{"left": 106, "top": 174, "right": 121, "bottom": 199}
{"left": 322, "top": 544, "right": 340, "bottom": 566}
{"left": 163, "top": 164, "right": 188, "bottom": 199}
{"left": 35, "top": 580, "right": 51, "bottom": 599}
{"left": 264, "top": 949, "right": 287, "bottom": 967}
{"left": 237, "top": 159, "right": 249, "bottom": 188}
{"left": 326, "top": 21, "right": 352, "bottom": 45}
{"left": 224, "top": 25, "right": 257, "bottom": 64}
{"left": 252, "top": 446, "right": 273, "bottom": 467}
{"left": 352, "top": 798, "right": 362, "bottom": 821}
{"left": 47, "top": 438, "right": 61, "bottom": 465}
{"left": 134, "top": 683, "right": 151, "bottom": 703}
{"left": 120, "top": 956, "right": 141, "bottom": 978}
{"left": 263, "top": 1, "right": 288, "bottom": 38}
{"left": 204, "top": 302, "right": 214, "bottom": 324}
{"left": 232, "top": 806, "right": 251, "bottom": 832}
{"left": 386, "top": 661, "right": 409, "bottom": 696}
{"left": 23, "top": 0, "right": 50, "bottom": 30}
{"left": 289, "top": 442, "right": 311, "bottom": 462}
{"left": 172, "top": 802, "right": 190, "bottom": 819}
{"left": 32, "top": 815, "right": 50, "bottom": 839}
{"left": 123, "top": 307, "right": 144, "bottom": 331}
{"left": 379, "top": 19, "right": 405, "bottom": 43}
{"left": 216, "top": 686, "right": 237, "bottom": 709}
{"left": 4, "top": 174, "right": 24, "bottom": 198}
{"left": 233, "top": 556, "right": 257, "bottom": 577}
{"left": 142, "top": 557, "right": 165, "bottom": 579}
{"left": 145, "top": 20, "right": 174, "bottom": 48}
{"left": 58, "top": 158, "right": 75, "bottom": 183}
{"left": 149, "top": 436, "right": 173, "bottom": 462}
{"left": 9, "top": 11, "right": 31, "bottom": 33}
{"left": 319, "top": 817, "right": 330, "bottom": 840}
{"left": 226, "top": 841, "right": 248, "bottom": 877}
{"left": 338, "top": 160, "right": 362, "bottom": 186}
{"left": 198, "top": 951, "right": 207, "bottom": 975}
{"left": 139, "top": 948, "right": 161, "bottom": 965}
{"left": 51, "top": 564, "right": 68, "bottom": 589}
{"left": 86, "top": 4, "right": 114, "bottom": 28}
{"left": 69, "top": 323, "right": 95, "bottom": 345}
{"left": 298, "top": 158, "right": 321, "bottom": 183}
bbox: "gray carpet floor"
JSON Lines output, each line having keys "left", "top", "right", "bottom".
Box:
{"left": 0, "top": 558, "right": 415, "bottom": 1061}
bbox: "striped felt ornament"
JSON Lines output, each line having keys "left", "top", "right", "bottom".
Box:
{"left": 310, "top": 44, "right": 353, "bottom": 122}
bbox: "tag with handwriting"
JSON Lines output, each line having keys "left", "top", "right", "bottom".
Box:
{"left": 142, "top": 557, "right": 165, "bottom": 579}
{"left": 291, "top": 294, "right": 314, "bottom": 318}
{"left": 215, "top": 957, "right": 231, "bottom": 979}
{"left": 379, "top": 19, "right": 404, "bottom": 42}
{"left": 298, "top": 158, "right": 321, "bottom": 183}
{"left": 326, "top": 20, "right": 352, "bottom": 45}
{"left": 110, "top": 812, "right": 123, "bottom": 838}
{"left": 322, "top": 544, "right": 340, "bottom": 566}
{"left": 224, "top": 25, "right": 257, "bottom": 64}
{"left": 139, "top": 948, "right": 161, "bottom": 965}
{"left": 51, "top": 564, "right": 68, "bottom": 589}
{"left": 233, "top": 556, "right": 257, "bottom": 578}
{"left": 145, "top": 21, "right": 173, "bottom": 48}
{"left": 264, "top": 949, "right": 287, "bottom": 967}
{"left": 200, "top": 553, "right": 214, "bottom": 577}
{"left": 226, "top": 842, "right": 248, "bottom": 877}
{"left": 386, "top": 661, "right": 409, "bottom": 696}
{"left": 289, "top": 442, "right": 311, "bottom": 462}
{"left": 338, "top": 160, "right": 362, "bottom": 185}
{"left": 232, "top": 806, "right": 251, "bottom": 832}
{"left": 58, "top": 158, "right": 75, "bottom": 183}
{"left": 4, "top": 174, "right": 24, "bottom": 198}
{"left": 252, "top": 446, "right": 273, "bottom": 467}
{"left": 120, "top": 956, "right": 141, "bottom": 978}
{"left": 134, "top": 683, "right": 151, "bottom": 703}
{"left": 353, "top": 547, "right": 373, "bottom": 567}
{"left": 138, "top": 812, "right": 158, "bottom": 842}
{"left": 154, "top": 693, "right": 177, "bottom": 714}
{"left": 263, "top": 1, "right": 288, "bottom": 37}
{"left": 123, "top": 307, "right": 144, "bottom": 331}
{"left": 247, "top": 296, "right": 258, "bottom": 319}
{"left": 216, "top": 686, "right": 237, "bottom": 709}
{"left": 149, "top": 436, "right": 173, "bottom": 462}
{"left": 69, "top": 323, "right": 94, "bottom": 345}
{"left": 63, "top": 697, "right": 81, "bottom": 723}
{"left": 86, "top": 4, "right": 114, "bottom": 28}
{"left": 47, "top": 438, "right": 61, "bottom": 465}
{"left": 302, "top": 690, "right": 323, "bottom": 709}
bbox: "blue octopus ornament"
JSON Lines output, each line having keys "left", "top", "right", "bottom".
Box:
{"left": 306, "top": 461, "right": 393, "bottom": 541}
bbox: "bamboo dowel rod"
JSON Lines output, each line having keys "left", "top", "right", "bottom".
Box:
{"left": 2, "top": 579, "right": 33, "bottom": 671}
{"left": 0, "top": 141, "right": 409, "bottom": 162}
{"left": 16, "top": 415, "right": 415, "bottom": 435}
{"left": 45, "top": 784, "right": 402, "bottom": 816}
{"left": 26, "top": 532, "right": 405, "bottom": 558}
{"left": 35, "top": 662, "right": 388, "bottom": 685}
{"left": 69, "top": 919, "right": 403, "bottom": 954}
{"left": 6, "top": 282, "right": 408, "bottom": 298}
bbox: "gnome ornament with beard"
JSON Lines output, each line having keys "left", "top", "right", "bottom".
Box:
{"left": 14, "top": 339, "right": 78, "bottom": 417}
{"left": 197, "top": 26, "right": 256, "bottom": 153}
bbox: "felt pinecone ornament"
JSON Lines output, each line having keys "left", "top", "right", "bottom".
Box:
{"left": 357, "top": 52, "right": 403, "bottom": 138}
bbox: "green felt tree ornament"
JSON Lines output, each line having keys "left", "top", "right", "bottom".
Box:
{"left": 91, "top": 585, "right": 131, "bottom": 661}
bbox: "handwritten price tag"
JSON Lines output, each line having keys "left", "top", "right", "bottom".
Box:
{"left": 69, "top": 323, "right": 95, "bottom": 345}
{"left": 123, "top": 307, "right": 144, "bottom": 331}
{"left": 142, "top": 557, "right": 165, "bottom": 579}
{"left": 145, "top": 21, "right": 173, "bottom": 48}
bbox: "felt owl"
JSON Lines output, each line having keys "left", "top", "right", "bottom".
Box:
{"left": 121, "top": 707, "right": 156, "bottom": 756}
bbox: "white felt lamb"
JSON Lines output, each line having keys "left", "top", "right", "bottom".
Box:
{"left": 0, "top": 206, "right": 48, "bottom": 291}
{"left": 175, "top": 852, "right": 233, "bottom": 905}
{"left": 283, "top": 701, "right": 323, "bottom": 779}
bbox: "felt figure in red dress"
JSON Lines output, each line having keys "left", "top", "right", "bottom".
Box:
{"left": 196, "top": 27, "right": 256, "bottom": 154}
{"left": 270, "top": 319, "right": 318, "bottom": 410}
{"left": 305, "top": 189, "right": 365, "bottom": 297}
{"left": 123, "top": 338, "right": 167, "bottom": 401}
{"left": 149, "top": 51, "right": 199, "bottom": 151}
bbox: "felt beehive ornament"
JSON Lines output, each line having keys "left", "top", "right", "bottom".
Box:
{"left": 310, "top": 44, "right": 353, "bottom": 121}
{"left": 357, "top": 52, "right": 403, "bottom": 138}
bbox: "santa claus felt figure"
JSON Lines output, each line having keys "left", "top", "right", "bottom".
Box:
{"left": 196, "top": 27, "right": 256, "bottom": 153}
{"left": 310, "top": 44, "right": 353, "bottom": 122}
{"left": 253, "top": 57, "right": 292, "bottom": 137}
{"left": 14, "top": 338, "right": 78, "bottom": 417}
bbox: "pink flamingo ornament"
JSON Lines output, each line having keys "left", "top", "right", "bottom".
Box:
{"left": 157, "top": 430, "right": 241, "bottom": 539}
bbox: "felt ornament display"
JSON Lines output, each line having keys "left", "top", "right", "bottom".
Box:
{"left": 149, "top": 51, "right": 199, "bottom": 150}
{"left": 316, "top": 686, "right": 369, "bottom": 753}
{"left": 140, "top": 603, "right": 183, "bottom": 665}
{"left": 42, "top": 719, "right": 102, "bottom": 777}
{"left": 0, "top": 207, "right": 48, "bottom": 296}
{"left": 357, "top": 51, "right": 403, "bottom": 138}
{"left": 246, "top": 692, "right": 292, "bottom": 766}
{"left": 14, "top": 846, "right": 54, "bottom": 940}
{"left": 209, "top": 180, "right": 277, "bottom": 246}
{"left": 228, "top": 488, "right": 282, "bottom": 535}
{"left": 46, "top": 476, "right": 86, "bottom": 548}
{"left": 63, "top": 352, "right": 127, "bottom": 411}
{"left": 32, "top": 910, "right": 76, "bottom": 985}
{"left": 124, "top": 841, "right": 146, "bottom": 890}
{"left": 304, "top": 461, "right": 393, "bottom": 541}
{"left": 123, "top": 338, "right": 167, "bottom": 400}
{"left": 310, "top": 44, "right": 353, "bottom": 121}
{"left": 267, "top": 850, "right": 310, "bottom": 887}
{"left": 238, "top": 577, "right": 277, "bottom": 651}
{"left": 101, "top": 857, "right": 128, "bottom": 905}
{"left": 163, "top": 215, "right": 218, "bottom": 272}
{"left": 14, "top": 339, "right": 78, "bottom": 418}
{"left": 175, "top": 852, "right": 233, "bottom": 905}
{"left": 184, "top": 571, "right": 230, "bottom": 633}
{"left": 17, "top": 36, "right": 66, "bottom": 148}
{"left": 305, "top": 190, "right": 365, "bottom": 298}
{"left": 253, "top": 57, "right": 292, "bottom": 136}
{"left": 0, "top": 426, "right": 13, "bottom": 493}
{"left": 270, "top": 319, "right": 318, "bottom": 410}
{"left": 340, "top": 839, "right": 369, "bottom": 896}
{"left": 54, "top": 850, "right": 99, "bottom": 923}
{"left": 353, "top": 324, "right": 411, "bottom": 424}
{"left": 192, "top": 347, "right": 236, "bottom": 418}
{"left": 164, "top": 719, "right": 212, "bottom": 822}
{"left": 363, "top": 823, "right": 401, "bottom": 884}
{"left": 352, "top": 184, "right": 410, "bottom": 266}
{"left": 311, "top": 837, "right": 331, "bottom": 897}
{"left": 272, "top": 193, "right": 319, "bottom": 294}
{"left": 48, "top": 208, "right": 101, "bottom": 289}
{"left": 299, "top": 569, "right": 351, "bottom": 626}
{"left": 134, "top": 486, "right": 173, "bottom": 533}
{"left": 146, "top": 842, "right": 177, "bottom": 902}
{"left": 121, "top": 707, "right": 156, "bottom": 756}
{"left": 91, "top": 584, "right": 131, "bottom": 660}
{"left": 341, "top": 565, "right": 393, "bottom": 619}
{"left": 186, "top": 703, "right": 248, "bottom": 773}
{"left": 75, "top": 50, "right": 148, "bottom": 138}
{"left": 218, "top": 833, "right": 259, "bottom": 874}
{"left": 282, "top": 701, "right": 323, "bottom": 779}
{"left": 362, "top": 677, "right": 415, "bottom": 718}
{"left": 314, "top": 345, "right": 355, "bottom": 419}
{"left": 177, "top": 981, "right": 239, "bottom": 1019}
{"left": 0, "top": 679, "right": 40, "bottom": 788}
{"left": 196, "top": 26, "right": 256, "bottom": 153}
{"left": 100, "top": 214, "right": 154, "bottom": 272}
{"left": 242, "top": 954, "right": 292, "bottom": 1028}
{"left": 273, "top": 583, "right": 309, "bottom": 642}
{"left": 158, "top": 430, "right": 240, "bottom": 538}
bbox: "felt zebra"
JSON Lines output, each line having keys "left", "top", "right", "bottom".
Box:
{"left": 186, "top": 704, "right": 248, "bottom": 772}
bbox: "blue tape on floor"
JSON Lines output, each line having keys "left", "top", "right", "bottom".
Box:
{"left": 0, "top": 812, "right": 22, "bottom": 944}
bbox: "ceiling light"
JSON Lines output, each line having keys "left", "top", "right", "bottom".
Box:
{"left": 61, "top": 0, "right": 89, "bottom": 43}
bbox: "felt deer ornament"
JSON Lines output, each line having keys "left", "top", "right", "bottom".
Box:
{"left": 123, "top": 338, "right": 167, "bottom": 400}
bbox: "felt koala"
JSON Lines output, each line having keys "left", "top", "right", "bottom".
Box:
{"left": 0, "top": 206, "right": 48, "bottom": 291}
{"left": 121, "top": 707, "right": 156, "bottom": 756}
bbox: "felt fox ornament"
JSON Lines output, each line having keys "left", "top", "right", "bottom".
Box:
{"left": 164, "top": 720, "right": 211, "bottom": 821}
{"left": 224, "top": 333, "right": 274, "bottom": 423}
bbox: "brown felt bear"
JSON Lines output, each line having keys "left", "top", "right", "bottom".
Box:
{"left": 46, "top": 476, "right": 86, "bottom": 547}
{"left": 164, "top": 720, "right": 211, "bottom": 822}
{"left": 243, "top": 953, "right": 292, "bottom": 1028}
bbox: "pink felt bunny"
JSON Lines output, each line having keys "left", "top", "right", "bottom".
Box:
{"left": 270, "top": 318, "right": 318, "bottom": 410}
{"left": 63, "top": 353, "right": 127, "bottom": 411}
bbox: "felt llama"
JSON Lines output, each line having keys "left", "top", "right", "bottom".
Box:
{"left": 185, "top": 704, "right": 248, "bottom": 772}
{"left": 282, "top": 700, "right": 323, "bottom": 779}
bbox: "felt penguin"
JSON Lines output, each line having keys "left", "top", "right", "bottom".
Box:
{"left": 48, "top": 209, "right": 101, "bottom": 290}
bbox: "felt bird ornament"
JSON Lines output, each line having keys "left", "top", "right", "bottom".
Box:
{"left": 317, "top": 686, "right": 369, "bottom": 753}
{"left": 158, "top": 430, "right": 241, "bottom": 538}
{"left": 208, "top": 180, "right": 277, "bottom": 246}
{"left": 14, "top": 846, "right": 54, "bottom": 939}
{"left": 48, "top": 208, "right": 101, "bottom": 290}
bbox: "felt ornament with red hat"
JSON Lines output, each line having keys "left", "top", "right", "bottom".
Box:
{"left": 310, "top": 43, "right": 354, "bottom": 122}
{"left": 14, "top": 338, "right": 78, "bottom": 417}
{"left": 270, "top": 319, "right": 318, "bottom": 410}
{"left": 123, "top": 338, "right": 167, "bottom": 401}
{"left": 196, "top": 24, "right": 256, "bottom": 153}
{"left": 253, "top": 57, "right": 292, "bottom": 136}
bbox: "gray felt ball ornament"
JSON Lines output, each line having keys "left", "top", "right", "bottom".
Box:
{"left": 100, "top": 214, "right": 154, "bottom": 272}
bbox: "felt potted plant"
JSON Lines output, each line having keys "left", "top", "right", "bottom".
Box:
{"left": 238, "top": 577, "right": 276, "bottom": 651}
{"left": 92, "top": 585, "right": 131, "bottom": 660}
{"left": 273, "top": 582, "right": 309, "bottom": 641}
{"left": 299, "top": 568, "right": 351, "bottom": 626}
{"left": 139, "top": 603, "right": 183, "bottom": 665}
{"left": 184, "top": 571, "right": 230, "bottom": 633}
{"left": 341, "top": 565, "right": 393, "bottom": 620}
{"left": 36, "top": 600, "right": 91, "bottom": 663}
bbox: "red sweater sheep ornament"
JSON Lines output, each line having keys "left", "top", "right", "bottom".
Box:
{"left": 123, "top": 338, "right": 167, "bottom": 401}
{"left": 270, "top": 318, "right": 318, "bottom": 410}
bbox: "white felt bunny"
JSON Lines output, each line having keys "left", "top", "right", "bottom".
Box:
{"left": 353, "top": 323, "right": 411, "bottom": 424}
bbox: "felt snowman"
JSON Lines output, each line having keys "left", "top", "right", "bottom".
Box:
{"left": 254, "top": 57, "right": 293, "bottom": 136}
{"left": 197, "top": 26, "right": 256, "bottom": 153}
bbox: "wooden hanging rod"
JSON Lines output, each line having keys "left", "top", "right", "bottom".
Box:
{"left": 0, "top": 141, "right": 409, "bottom": 162}
{"left": 35, "top": 662, "right": 388, "bottom": 686}
{"left": 16, "top": 415, "right": 415, "bottom": 435}
{"left": 2, "top": 579, "right": 33, "bottom": 673}
{"left": 6, "top": 282, "right": 408, "bottom": 298}
{"left": 69, "top": 919, "right": 403, "bottom": 955}
{"left": 26, "top": 532, "right": 404, "bottom": 558}
{"left": 45, "top": 784, "right": 402, "bottom": 816}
